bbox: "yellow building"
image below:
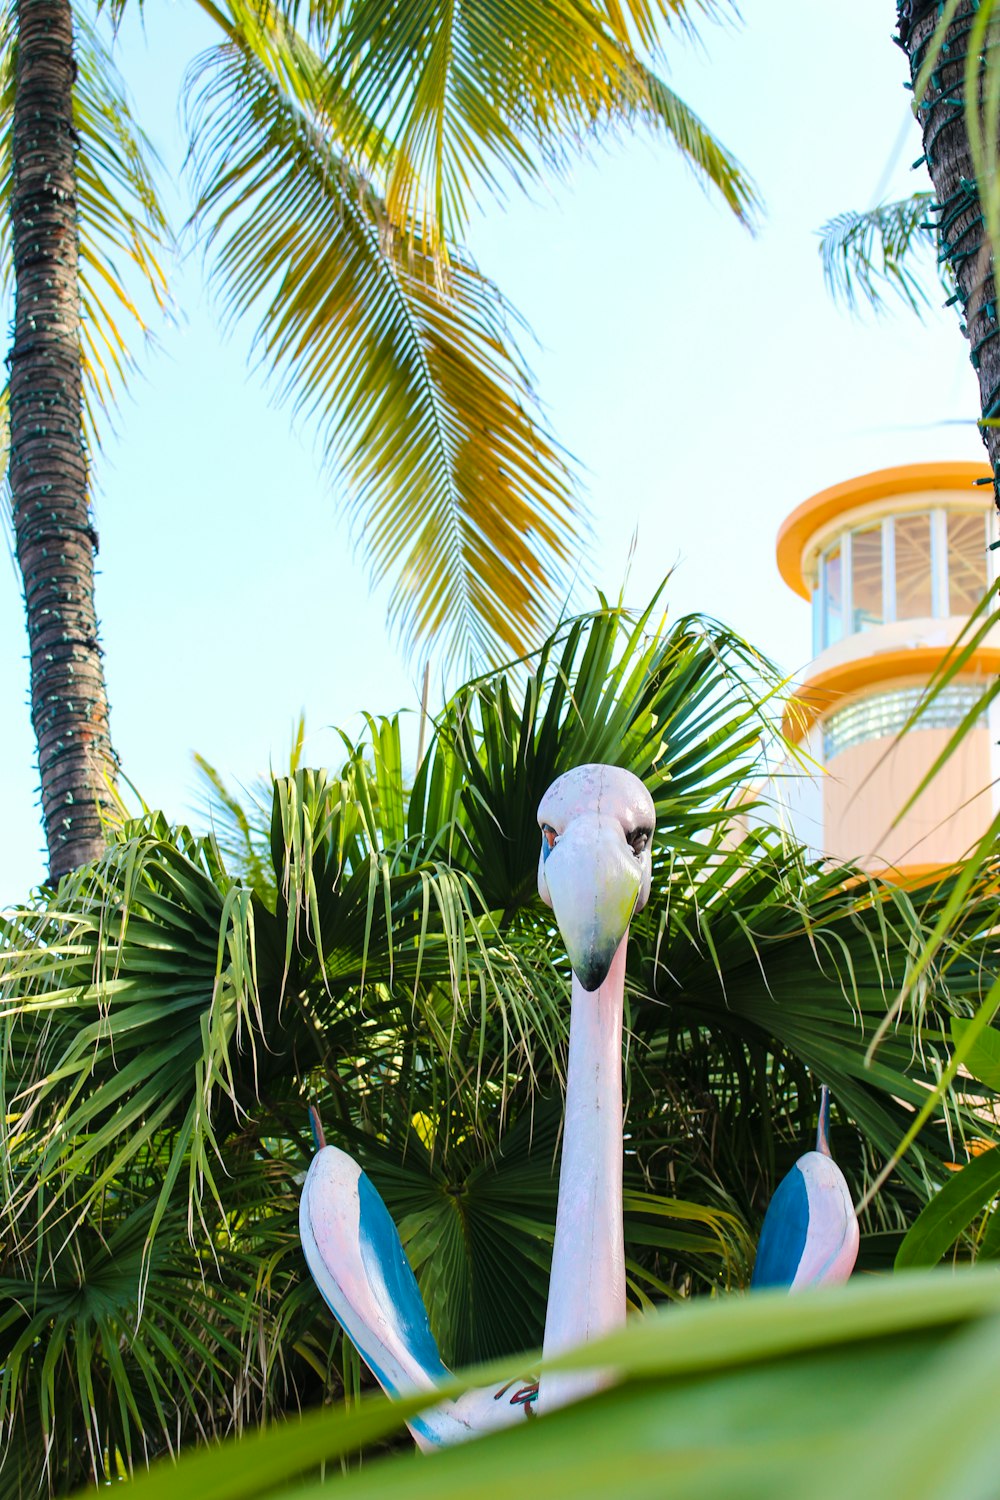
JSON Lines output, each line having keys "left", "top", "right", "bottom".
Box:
{"left": 771, "top": 462, "right": 1000, "bottom": 879}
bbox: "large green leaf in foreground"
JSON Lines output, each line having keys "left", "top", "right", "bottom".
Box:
{"left": 107, "top": 1270, "right": 1000, "bottom": 1500}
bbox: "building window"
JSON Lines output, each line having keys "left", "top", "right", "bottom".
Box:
{"left": 894, "top": 512, "right": 933, "bottom": 619}
{"left": 851, "top": 524, "right": 883, "bottom": 632}
{"left": 947, "top": 511, "right": 988, "bottom": 614}
{"left": 814, "top": 509, "right": 989, "bottom": 650}
{"left": 822, "top": 683, "right": 986, "bottom": 760}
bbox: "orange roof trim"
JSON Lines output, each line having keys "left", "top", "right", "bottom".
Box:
{"left": 781, "top": 645, "right": 1000, "bottom": 742}
{"left": 776, "top": 462, "right": 991, "bottom": 600}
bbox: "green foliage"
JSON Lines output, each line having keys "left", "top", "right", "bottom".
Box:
{"left": 319, "top": 0, "right": 757, "bottom": 247}
{"left": 179, "top": 0, "right": 755, "bottom": 667}
{"left": 896, "top": 1147, "right": 1000, "bottom": 1269}
{"left": 3, "top": 598, "right": 998, "bottom": 1492}
{"left": 0, "top": 0, "right": 754, "bottom": 668}
{"left": 84, "top": 1270, "right": 1000, "bottom": 1500}
{"left": 1, "top": 0, "right": 754, "bottom": 670}
{"left": 951, "top": 1015, "right": 1000, "bottom": 1092}
{"left": 818, "top": 195, "right": 943, "bottom": 316}
{"left": 185, "top": 4, "right": 579, "bottom": 669}
{"left": 896, "top": 1020, "right": 1000, "bottom": 1271}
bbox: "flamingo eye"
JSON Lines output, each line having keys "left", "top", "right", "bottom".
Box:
{"left": 628, "top": 828, "right": 651, "bottom": 858}
{"left": 540, "top": 824, "right": 558, "bottom": 860}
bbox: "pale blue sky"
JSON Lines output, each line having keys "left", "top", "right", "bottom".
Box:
{"left": 0, "top": 1, "right": 985, "bottom": 900}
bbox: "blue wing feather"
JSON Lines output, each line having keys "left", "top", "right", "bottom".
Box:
{"left": 357, "top": 1171, "right": 449, "bottom": 1382}
{"left": 751, "top": 1163, "right": 810, "bottom": 1289}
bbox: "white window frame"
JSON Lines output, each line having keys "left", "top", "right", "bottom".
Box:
{"left": 846, "top": 519, "right": 889, "bottom": 634}
{"left": 930, "top": 508, "right": 948, "bottom": 618}
{"left": 820, "top": 543, "right": 846, "bottom": 650}
{"left": 841, "top": 530, "right": 853, "bottom": 638}
{"left": 881, "top": 516, "right": 896, "bottom": 623}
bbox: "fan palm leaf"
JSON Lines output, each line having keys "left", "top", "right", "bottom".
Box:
{"left": 410, "top": 592, "right": 777, "bottom": 911}
{"left": 631, "top": 835, "right": 997, "bottom": 1214}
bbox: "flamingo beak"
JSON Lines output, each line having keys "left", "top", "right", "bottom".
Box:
{"left": 538, "top": 813, "right": 642, "bottom": 992}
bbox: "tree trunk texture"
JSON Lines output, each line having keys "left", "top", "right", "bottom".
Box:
{"left": 898, "top": 1, "right": 1000, "bottom": 514}
{"left": 10, "top": 0, "right": 115, "bottom": 882}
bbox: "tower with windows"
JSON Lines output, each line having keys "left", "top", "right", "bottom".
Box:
{"left": 772, "top": 462, "right": 1000, "bottom": 876}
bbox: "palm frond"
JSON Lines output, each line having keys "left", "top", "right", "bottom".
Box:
{"left": 185, "top": 24, "right": 580, "bottom": 669}
{"left": 319, "top": 0, "right": 757, "bottom": 245}
{"left": 0, "top": 1119, "right": 342, "bottom": 1496}
{"left": 415, "top": 593, "right": 778, "bottom": 911}
{"left": 636, "top": 65, "right": 757, "bottom": 221}
{"left": 818, "top": 194, "right": 942, "bottom": 316}
{"left": 596, "top": 0, "right": 735, "bottom": 52}
{"left": 193, "top": 759, "right": 290, "bottom": 911}
{"left": 631, "top": 832, "right": 998, "bottom": 1219}
{"left": 0, "top": 821, "right": 267, "bottom": 1253}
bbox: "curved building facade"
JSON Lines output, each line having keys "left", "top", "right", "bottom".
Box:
{"left": 770, "top": 462, "right": 1000, "bottom": 877}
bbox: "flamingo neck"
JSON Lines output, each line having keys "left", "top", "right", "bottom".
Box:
{"left": 539, "top": 935, "right": 627, "bottom": 1407}
{"left": 816, "top": 1083, "right": 832, "bottom": 1156}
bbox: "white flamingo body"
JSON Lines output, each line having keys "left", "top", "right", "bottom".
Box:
{"left": 751, "top": 1085, "right": 860, "bottom": 1292}
{"left": 299, "top": 1147, "right": 528, "bottom": 1448}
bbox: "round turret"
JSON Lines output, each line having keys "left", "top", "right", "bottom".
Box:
{"left": 772, "top": 463, "right": 1000, "bottom": 876}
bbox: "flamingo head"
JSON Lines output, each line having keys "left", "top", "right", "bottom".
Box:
{"left": 537, "top": 764, "right": 655, "bottom": 992}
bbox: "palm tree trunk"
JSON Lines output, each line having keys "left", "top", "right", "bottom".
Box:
{"left": 10, "top": 0, "right": 115, "bottom": 882}
{"left": 898, "top": 1, "right": 1000, "bottom": 510}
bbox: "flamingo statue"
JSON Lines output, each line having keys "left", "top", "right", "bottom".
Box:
{"left": 299, "top": 764, "right": 862, "bottom": 1448}
{"left": 750, "top": 1084, "right": 860, "bottom": 1292}
{"left": 299, "top": 763, "right": 654, "bottom": 1446}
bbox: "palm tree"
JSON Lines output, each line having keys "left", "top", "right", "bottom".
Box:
{"left": 1, "top": 0, "right": 755, "bottom": 880}
{"left": 816, "top": 0, "right": 1000, "bottom": 1277}
{"left": 821, "top": 3, "right": 1000, "bottom": 500}
{"left": 895, "top": 0, "right": 1000, "bottom": 496}
{"left": 2, "top": 595, "right": 995, "bottom": 1493}
{"left": 8, "top": 0, "right": 115, "bottom": 881}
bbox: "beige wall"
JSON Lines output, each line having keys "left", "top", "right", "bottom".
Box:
{"left": 823, "top": 724, "right": 992, "bottom": 873}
